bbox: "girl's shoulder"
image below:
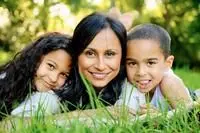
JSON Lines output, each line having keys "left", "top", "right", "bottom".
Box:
{"left": 0, "top": 72, "right": 6, "bottom": 79}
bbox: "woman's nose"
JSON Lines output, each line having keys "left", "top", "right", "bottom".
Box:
{"left": 94, "top": 56, "right": 106, "bottom": 71}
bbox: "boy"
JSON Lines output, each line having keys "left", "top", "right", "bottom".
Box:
{"left": 116, "top": 24, "right": 193, "bottom": 112}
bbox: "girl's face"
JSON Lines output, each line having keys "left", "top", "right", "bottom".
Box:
{"left": 34, "top": 49, "right": 72, "bottom": 92}
{"left": 78, "top": 28, "right": 122, "bottom": 91}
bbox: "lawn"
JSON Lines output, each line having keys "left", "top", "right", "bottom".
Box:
{"left": 0, "top": 68, "right": 200, "bottom": 133}
{"left": 174, "top": 68, "right": 200, "bottom": 89}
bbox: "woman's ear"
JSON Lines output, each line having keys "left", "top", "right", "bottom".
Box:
{"left": 108, "top": 7, "right": 134, "bottom": 31}
{"left": 165, "top": 55, "right": 174, "bottom": 68}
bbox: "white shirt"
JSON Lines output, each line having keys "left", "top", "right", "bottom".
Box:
{"left": 11, "top": 90, "right": 61, "bottom": 117}
{"left": 115, "top": 79, "right": 170, "bottom": 111}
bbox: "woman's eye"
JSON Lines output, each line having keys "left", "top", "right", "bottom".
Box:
{"left": 85, "top": 51, "right": 95, "bottom": 57}
{"left": 105, "top": 51, "right": 116, "bottom": 57}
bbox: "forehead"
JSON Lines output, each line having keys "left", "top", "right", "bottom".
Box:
{"left": 86, "top": 28, "right": 121, "bottom": 50}
{"left": 127, "top": 39, "right": 164, "bottom": 59}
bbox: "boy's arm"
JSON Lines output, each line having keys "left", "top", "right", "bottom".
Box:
{"left": 160, "top": 71, "right": 193, "bottom": 109}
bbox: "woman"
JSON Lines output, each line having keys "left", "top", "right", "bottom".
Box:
{"left": 0, "top": 32, "right": 73, "bottom": 118}
{"left": 59, "top": 12, "right": 127, "bottom": 110}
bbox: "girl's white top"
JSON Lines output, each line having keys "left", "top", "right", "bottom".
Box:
{"left": 11, "top": 90, "right": 61, "bottom": 117}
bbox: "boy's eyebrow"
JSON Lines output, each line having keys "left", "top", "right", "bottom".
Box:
{"left": 126, "top": 58, "right": 136, "bottom": 61}
{"left": 147, "top": 58, "right": 159, "bottom": 61}
{"left": 125, "top": 58, "right": 159, "bottom": 61}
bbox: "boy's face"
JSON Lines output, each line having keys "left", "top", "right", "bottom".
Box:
{"left": 126, "top": 39, "right": 173, "bottom": 94}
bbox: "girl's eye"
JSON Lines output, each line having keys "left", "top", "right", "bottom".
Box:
{"left": 85, "top": 50, "right": 95, "bottom": 57}
{"left": 48, "top": 63, "right": 55, "bottom": 70}
{"left": 105, "top": 51, "right": 116, "bottom": 57}
{"left": 60, "top": 73, "right": 69, "bottom": 79}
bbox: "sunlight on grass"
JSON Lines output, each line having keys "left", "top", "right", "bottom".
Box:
{"left": 174, "top": 68, "right": 200, "bottom": 89}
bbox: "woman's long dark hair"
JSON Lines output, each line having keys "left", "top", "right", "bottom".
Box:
{"left": 59, "top": 12, "right": 127, "bottom": 110}
{"left": 0, "top": 32, "right": 72, "bottom": 118}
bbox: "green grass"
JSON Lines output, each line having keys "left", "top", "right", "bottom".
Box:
{"left": 174, "top": 68, "right": 200, "bottom": 89}
{"left": 0, "top": 68, "right": 200, "bottom": 132}
{"left": 1, "top": 105, "right": 200, "bottom": 133}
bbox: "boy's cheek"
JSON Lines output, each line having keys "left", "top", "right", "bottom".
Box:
{"left": 126, "top": 69, "right": 134, "bottom": 81}
{"left": 127, "top": 75, "right": 136, "bottom": 85}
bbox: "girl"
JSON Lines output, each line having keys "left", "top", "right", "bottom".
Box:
{"left": 0, "top": 32, "right": 73, "bottom": 119}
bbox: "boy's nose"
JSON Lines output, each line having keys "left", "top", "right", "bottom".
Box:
{"left": 136, "top": 65, "right": 146, "bottom": 76}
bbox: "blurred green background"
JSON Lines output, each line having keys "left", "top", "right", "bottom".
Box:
{"left": 0, "top": 0, "right": 200, "bottom": 71}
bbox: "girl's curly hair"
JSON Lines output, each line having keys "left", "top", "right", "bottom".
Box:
{"left": 0, "top": 32, "right": 72, "bottom": 118}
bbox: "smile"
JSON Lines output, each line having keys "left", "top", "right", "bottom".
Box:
{"left": 90, "top": 72, "right": 110, "bottom": 79}
{"left": 43, "top": 80, "right": 55, "bottom": 89}
{"left": 136, "top": 80, "right": 151, "bottom": 89}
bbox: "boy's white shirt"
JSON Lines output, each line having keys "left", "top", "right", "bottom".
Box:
{"left": 11, "top": 90, "right": 61, "bottom": 117}
{"left": 115, "top": 79, "right": 146, "bottom": 110}
{"left": 115, "top": 79, "right": 170, "bottom": 111}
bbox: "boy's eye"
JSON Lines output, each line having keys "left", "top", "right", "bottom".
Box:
{"left": 48, "top": 63, "right": 55, "bottom": 70}
{"left": 85, "top": 50, "right": 95, "bottom": 57}
{"left": 126, "top": 61, "right": 136, "bottom": 67}
{"left": 147, "top": 61, "right": 157, "bottom": 66}
{"left": 105, "top": 51, "right": 116, "bottom": 57}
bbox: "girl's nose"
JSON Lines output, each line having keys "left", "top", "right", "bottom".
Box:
{"left": 49, "top": 72, "right": 59, "bottom": 83}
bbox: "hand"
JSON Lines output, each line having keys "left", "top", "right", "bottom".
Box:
{"left": 138, "top": 104, "right": 159, "bottom": 115}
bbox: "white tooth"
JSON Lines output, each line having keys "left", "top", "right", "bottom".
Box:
{"left": 139, "top": 80, "right": 149, "bottom": 84}
{"left": 93, "top": 73, "right": 106, "bottom": 78}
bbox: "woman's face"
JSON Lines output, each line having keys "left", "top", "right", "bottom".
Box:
{"left": 34, "top": 49, "right": 72, "bottom": 92}
{"left": 78, "top": 28, "right": 122, "bottom": 91}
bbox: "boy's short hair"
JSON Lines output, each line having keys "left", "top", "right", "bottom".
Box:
{"left": 127, "top": 23, "right": 171, "bottom": 58}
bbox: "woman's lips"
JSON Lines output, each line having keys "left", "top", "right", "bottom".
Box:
{"left": 90, "top": 72, "right": 110, "bottom": 79}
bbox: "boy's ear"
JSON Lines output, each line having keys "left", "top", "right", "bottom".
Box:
{"left": 165, "top": 55, "right": 174, "bottom": 68}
